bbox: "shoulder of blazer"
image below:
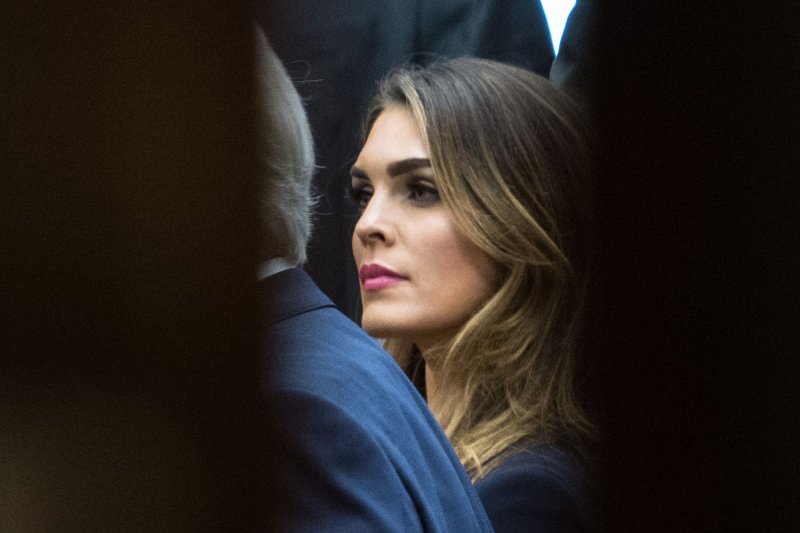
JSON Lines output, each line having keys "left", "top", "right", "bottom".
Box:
{"left": 259, "top": 267, "right": 336, "bottom": 325}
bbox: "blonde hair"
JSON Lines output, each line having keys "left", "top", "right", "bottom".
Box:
{"left": 364, "top": 58, "right": 595, "bottom": 480}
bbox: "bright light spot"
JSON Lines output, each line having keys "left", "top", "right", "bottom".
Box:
{"left": 540, "top": 0, "right": 576, "bottom": 54}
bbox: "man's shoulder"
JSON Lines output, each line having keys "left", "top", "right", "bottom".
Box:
{"left": 267, "top": 301, "right": 395, "bottom": 376}
{"left": 264, "top": 292, "right": 419, "bottom": 420}
{"left": 273, "top": 333, "right": 415, "bottom": 422}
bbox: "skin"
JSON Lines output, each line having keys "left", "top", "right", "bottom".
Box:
{"left": 351, "top": 106, "right": 499, "bottom": 359}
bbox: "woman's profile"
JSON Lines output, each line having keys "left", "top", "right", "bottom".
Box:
{"left": 350, "top": 57, "right": 597, "bottom": 532}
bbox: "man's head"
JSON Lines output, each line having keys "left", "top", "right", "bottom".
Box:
{"left": 255, "top": 27, "right": 315, "bottom": 265}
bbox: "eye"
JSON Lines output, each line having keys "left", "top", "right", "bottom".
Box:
{"left": 347, "top": 183, "right": 373, "bottom": 210}
{"left": 407, "top": 180, "right": 440, "bottom": 205}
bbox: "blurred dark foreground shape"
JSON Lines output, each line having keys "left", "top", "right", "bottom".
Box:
{"left": 577, "top": 1, "right": 800, "bottom": 531}
{"left": 2, "top": 3, "right": 270, "bottom": 530}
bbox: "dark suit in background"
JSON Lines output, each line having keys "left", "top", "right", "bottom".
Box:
{"left": 549, "top": 0, "right": 597, "bottom": 106}
{"left": 262, "top": 268, "right": 493, "bottom": 532}
{"left": 259, "top": 1, "right": 554, "bottom": 320}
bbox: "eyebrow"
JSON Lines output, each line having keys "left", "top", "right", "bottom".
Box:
{"left": 350, "top": 158, "right": 431, "bottom": 180}
{"left": 388, "top": 158, "right": 431, "bottom": 177}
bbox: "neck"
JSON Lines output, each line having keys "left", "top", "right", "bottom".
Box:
{"left": 420, "top": 344, "right": 448, "bottom": 420}
{"left": 424, "top": 363, "right": 439, "bottom": 411}
{"left": 415, "top": 336, "right": 454, "bottom": 419}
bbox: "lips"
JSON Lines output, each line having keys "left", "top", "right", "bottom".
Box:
{"left": 359, "top": 263, "right": 407, "bottom": 291}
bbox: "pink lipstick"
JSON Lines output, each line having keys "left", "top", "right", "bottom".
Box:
{"left": 359, "top": 264, "right": 407, "bottom": 291}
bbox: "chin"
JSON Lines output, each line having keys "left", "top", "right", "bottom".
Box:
{"left": 360, "top": 320, "right": 393, "bottom": 340}
{"left": 360, "top": 311, "right": 403, "bottom": 340}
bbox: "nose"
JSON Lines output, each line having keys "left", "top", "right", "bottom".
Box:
{"left": 353, "top": 191, "right": 393, "bottom": 247}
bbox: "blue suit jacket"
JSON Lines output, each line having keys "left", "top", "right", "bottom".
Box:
{"left": 475, "top": 445, "right": 596, "bottom": 533}
{"left": 261, "top": 268, "right": 494, "bottom": 532}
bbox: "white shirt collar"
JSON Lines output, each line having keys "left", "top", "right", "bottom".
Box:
{"left": 258, "top": 257, "right": 295, "bottom": 281}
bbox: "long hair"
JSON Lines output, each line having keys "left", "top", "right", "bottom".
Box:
{"left": 363, "top": 58, "right": 595, "bottom": 480}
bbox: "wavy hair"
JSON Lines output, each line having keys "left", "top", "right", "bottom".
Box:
{"left": 363, "top": 58, "right": 596, "bottom": 480}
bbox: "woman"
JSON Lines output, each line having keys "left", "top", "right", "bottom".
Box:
{"left": 349, "top": 57, "right": 597, "bottom": 532}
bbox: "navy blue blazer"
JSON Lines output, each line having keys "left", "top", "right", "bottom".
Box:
{"left": 261, "top": 268, "right": 494, "bottom": 532}
{"left": 475, "top": 444, "right": 596, "bottom": 533}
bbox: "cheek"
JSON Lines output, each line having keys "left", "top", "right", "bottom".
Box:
{"left": 419, "top": 224, "right": 498, "bottom": 314}
{"left": 351, "top": 233, "right": 363, "bottom": 265}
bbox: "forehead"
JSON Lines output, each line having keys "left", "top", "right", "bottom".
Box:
{"left": 356, "top": 107, "right": 428, "bottom": 166}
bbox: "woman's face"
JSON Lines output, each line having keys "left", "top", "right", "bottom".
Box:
{"left": 351, "top": 107, "right": 499, "bottom": 352}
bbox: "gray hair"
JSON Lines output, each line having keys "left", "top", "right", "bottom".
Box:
{"left": 255, "top": 27, "right": 316, "bottom": 265}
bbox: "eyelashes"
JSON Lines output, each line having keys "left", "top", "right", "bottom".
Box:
{"left": 346, "top": 178, "right": 440, "bottom": 211}
{"left": 407, "top": 181, "right": 439, "bottom": 204}
{"left": 346, "top": 183, "right": 372, "bottom": 209}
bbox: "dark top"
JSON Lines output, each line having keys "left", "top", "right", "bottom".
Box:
{"left": 261, "top": 267, "right": 494, "bottom": 532}
{"left": 475, "top": 444, "right": 596, "bottom": 533}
